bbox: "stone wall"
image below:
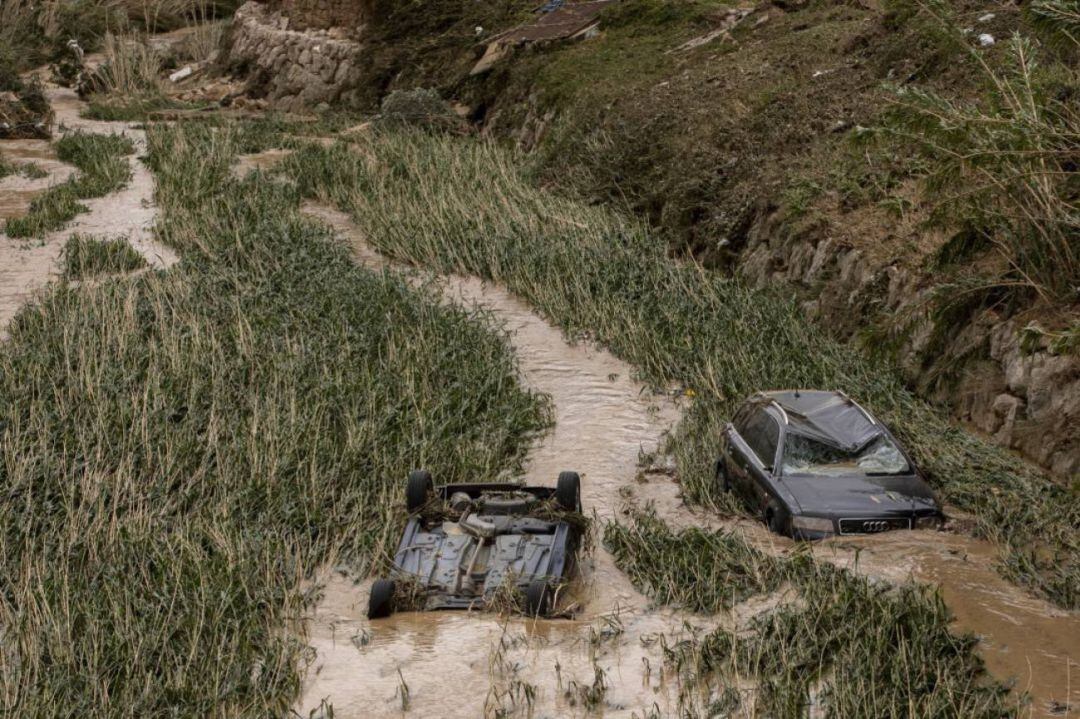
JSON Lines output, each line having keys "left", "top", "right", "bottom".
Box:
{"left": 227, "top": 1, "right": 366, "bottom": 111}
{"left": 739, "top": 210, "right": 1078, "bottom": 478}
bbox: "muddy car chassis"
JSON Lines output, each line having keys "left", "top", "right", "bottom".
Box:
{"left": 368, "top": 470, "right": 583, "bottom": 619}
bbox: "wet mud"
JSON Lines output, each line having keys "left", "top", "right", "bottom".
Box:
{"left": 0, "top": 86, "right": 177, "bottom": 335}
{"left": 298, "top": 202, "right": 1079, "bottom": 718}
{"left": 0, "top": 139, "right": 74, "bottom": 221}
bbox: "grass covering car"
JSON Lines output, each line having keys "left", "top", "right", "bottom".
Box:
{"left": 367, "top": 470, "right": 584, "bottom": 619}
{"left": 717, "top": 390, "right": 945, "bottom": 539}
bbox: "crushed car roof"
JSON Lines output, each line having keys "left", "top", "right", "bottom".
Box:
{"left": 758, "top": 390, "right": 883, "bottom": 451}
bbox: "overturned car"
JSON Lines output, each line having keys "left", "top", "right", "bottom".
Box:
{"left": 367, "top": 470, "right": 584, "bottom": 619}
{"left": 717, "top": 390, "right": 944, "bottom": 539}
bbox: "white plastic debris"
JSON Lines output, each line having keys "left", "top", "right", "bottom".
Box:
{"left": 978, "top": 12, "right": 995, "bottom": 22}
{"left": 475, "top": 25, "right": 484, "bottom": 36}
{"left": 977, "top": 33, "right": 995, "bottom": 46}
{"left": 169, "top": 66, "right": 193, "bottom": 83}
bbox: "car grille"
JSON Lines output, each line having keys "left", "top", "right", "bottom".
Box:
{"left": 838, "top": 517, "right": 911, "bottom": 535}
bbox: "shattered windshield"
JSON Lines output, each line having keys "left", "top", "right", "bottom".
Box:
{"left": 781, "top": 433, "right": 910, "bottom": 477}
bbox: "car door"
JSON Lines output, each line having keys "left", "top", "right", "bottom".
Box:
{"left": 724, "top": 406, "right": 753, "bottom": 501}
{"left": 739, "top": 409, "right": 781, "bottom": 512}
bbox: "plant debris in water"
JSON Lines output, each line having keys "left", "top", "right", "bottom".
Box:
{"left": 609, "top": 510, "right": 1020, "bottom": 717}
{"left": 4, "top": 131, "right": 135, "bottom": 238}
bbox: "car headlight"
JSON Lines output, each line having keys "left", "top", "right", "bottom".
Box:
{"left": 914, "top": 515, "right": 943, "bottom": 530}
{"left": 791, "top": 516, "right": 835, "bottom": 534}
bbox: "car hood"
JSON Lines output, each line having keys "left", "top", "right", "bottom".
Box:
{"left": 780, "top": 473, "right": 938, "bottom": 515}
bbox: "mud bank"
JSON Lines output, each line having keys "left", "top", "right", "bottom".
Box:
{"left": 0, "top": 140, "right": 74, "bottom": 221}
{"left": 295, "top": 202, "right": 1078, "bottom": 718}
{"left": 0, "top": 86, "right": 178, "bottom": 336}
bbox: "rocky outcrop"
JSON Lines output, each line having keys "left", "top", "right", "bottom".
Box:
{"left": 740, "top": 210, "right": 1079, "bottom": 477}
{"left": 265, "top": 0, "right": 370, "bottom": 35}
{"left": 226, "top": 1, "right": 366, "bottom": 111}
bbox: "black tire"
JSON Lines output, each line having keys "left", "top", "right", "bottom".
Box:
{"left": 766, "top": 503, "right": 789, "bottom": 537}
{"left": 715, "top": 458, "right": 731, "bottom": 493}
{"left": 368, "top": 578, "right": 395, "bottom": 619}
{"left": 406, "top": 470, "right": 434, "bottom": 513}
{"left": 556, "top": 471, "right": 581, "bottom": 512}
{"left": 524, "top": 580, "right": 553, "bottom": 617}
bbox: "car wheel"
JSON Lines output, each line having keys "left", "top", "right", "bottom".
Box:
{"left": 368, "top": 578, "right": 395, "bottom": 619}
{"left": 406, "top": 470, "right": 434, "bottom": 513}
{"left": 765, "top": 504, "right": 789, "bottom": 537}
{"left": 524, "top": 580, "right": 553, "bottom": 617}
{"left": 556, "top": 471, "right": 581, "bottom": 512}
{"left": 715, "top": 458, "right": 731, "bottom": 493}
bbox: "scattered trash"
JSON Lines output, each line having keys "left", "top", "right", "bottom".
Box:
{"left": 977, "top": 33, "right": 995, "bottom": 46}
{"left": 538, "top": 0, "right": 566, "bottom": 12}
{"left": 169, "top": 66, "right": 194, "bottom": 83}
{"left": 471, "top": 0, "right": 615, "bottom": 74}
{"left": 978, "top": 12, "right": 995, "bottom": 22}
{"left": 671, "top": 7, "right": 755, "bottom": 53}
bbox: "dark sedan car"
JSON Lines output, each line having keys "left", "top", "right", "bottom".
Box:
{"left": 717, "top": 390, "right": 944, "bottom": 539}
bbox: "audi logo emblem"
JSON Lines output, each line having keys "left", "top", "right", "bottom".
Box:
{"left": 862, "top": 520, "right": 889, "bottom": 533}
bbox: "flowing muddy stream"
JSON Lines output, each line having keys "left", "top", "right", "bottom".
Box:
{"left": 297, "top": 204, "right": 717, "bottom": 718}
{"left": 294, "top": 201, "right": 1079, "bottom": 718}
{"left": 0, "top": 85, "right": 177, "bottom": 336}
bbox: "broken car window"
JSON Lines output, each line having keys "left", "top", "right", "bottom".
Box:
{"left": 781, "top": 434, "right": 909, "bottom": 477}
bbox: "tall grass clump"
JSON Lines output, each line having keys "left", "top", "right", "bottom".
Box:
{"left": 0, "top": 153, "right": 45, "bottom": 180}
{"left": 61, "top": 233, "right": 148, "bottom": 278}
{"left": 4, "top": 131, "right": 135, "bottom": 237}
{"left": 277, "top": 131, "right": 1078, "bottom": 608}
{"left": 78, "top": 31, "right": 192, "bottom": 121}
{"left": 607, "top": 511, "right": 1018, "bottom": 717}
{"left": 0, "top": 121, "right": 549, "bottom": 715}
{"left": 878, "top": 0, "right": 1079, "bottom": 305}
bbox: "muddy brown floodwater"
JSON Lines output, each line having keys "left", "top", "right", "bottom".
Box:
{"left": 0, "top": 85, "right": 177, "bottom": 337}
{"left": 295, "top": 201, "right": 1079, "bottom": 719}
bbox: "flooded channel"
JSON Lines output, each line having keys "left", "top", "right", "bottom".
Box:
{"left": 297, "top": 202, "right": 1078, "bottom": 718}
{"left": 0, "top": 89, "right": 1074, "bottom": 715}
{"left": 0, "top": 85, "right": 177, "bottom": 335}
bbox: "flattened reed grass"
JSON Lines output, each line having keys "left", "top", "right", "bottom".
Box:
{"left": 607, "top": 511, "right": 1017, "bottom": 717}
{"left": 605, "top": 510, "right": 781, "bottom": 612}
{"left": 277, "top": 130, "right": 1078, "bottom": 608}
{"left": 0, "top": 121, "right": 549, "bottom": 715}
{"left": 61, "top": 233, "right": 148, "bottom": 278}
{"left": 4, "top": 131, "right": 135, "bottom": 237}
